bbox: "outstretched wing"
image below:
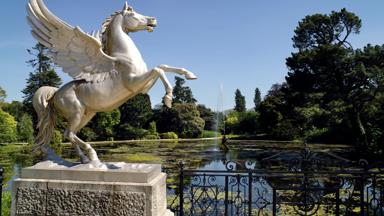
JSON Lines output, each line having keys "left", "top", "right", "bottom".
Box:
{"left": 27, "top": 0, "right": 117, "bottom": 82}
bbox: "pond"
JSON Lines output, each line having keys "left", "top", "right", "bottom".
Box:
{"left": 4, "top": 140, "right": 382, "bottom": 215}
{"left": 0, "top": 139, "right": 352, "bottom": 192}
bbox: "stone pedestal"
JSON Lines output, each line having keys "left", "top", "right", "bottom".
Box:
{"left": 11, "top": 161, "right": 174, "bottom": 216}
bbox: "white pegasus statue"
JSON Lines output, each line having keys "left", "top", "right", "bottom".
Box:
{"left": 27, "top": 0, "right": 197, "bottom": 166}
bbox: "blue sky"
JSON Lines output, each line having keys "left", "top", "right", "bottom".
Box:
{"left": 1, "top": 1, "right": 384, "bottom": 110}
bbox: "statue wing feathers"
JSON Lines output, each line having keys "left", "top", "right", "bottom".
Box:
{"left": 27, "top": 0, "right": 117, "bottom": 83}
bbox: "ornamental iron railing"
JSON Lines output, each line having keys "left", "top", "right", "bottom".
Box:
{"left": 168, "top": 148, "right": 384, "bottom": 216}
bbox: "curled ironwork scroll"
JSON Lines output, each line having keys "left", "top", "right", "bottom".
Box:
{"left": 169, "top": 148, "right": 384, "bottom": 216}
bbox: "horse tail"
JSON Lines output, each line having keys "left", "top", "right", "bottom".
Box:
{"left": 33, "top": 86, "right": 58, "bottom": 150}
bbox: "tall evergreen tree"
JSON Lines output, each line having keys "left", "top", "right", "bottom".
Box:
{"left": 172, "top": 77, "right": 197, "bottom": 104}
{"left": 234, "top": 89, "right": 246, "bottom": 112}
{"left": 22, "top": 43, "right": 62, "bottom": 118}
{"left": 254, "top": 88, "right": 261, "bottom": 111}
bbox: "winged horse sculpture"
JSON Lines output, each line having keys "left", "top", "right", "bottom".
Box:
{"left": 27, "top": 0, "right": 197, "bottom": 166}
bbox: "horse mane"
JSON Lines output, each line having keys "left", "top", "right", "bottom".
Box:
{"left": 101, "top": 11, "right": 121, "bottom": 53}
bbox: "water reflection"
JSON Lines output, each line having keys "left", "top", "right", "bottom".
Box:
{"left": 1, "top": 140, "right": 352, "bottom": 191}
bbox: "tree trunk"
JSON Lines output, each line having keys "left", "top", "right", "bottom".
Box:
{"left": 354, "top": 110, "right": 368, "bottom": 147}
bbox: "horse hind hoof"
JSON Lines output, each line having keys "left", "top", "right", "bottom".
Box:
{"left": 80, "top": 156, "right": 90, "bottom": 164}
{"left": 89, "top": 160, "right": 107, "bottom": 169}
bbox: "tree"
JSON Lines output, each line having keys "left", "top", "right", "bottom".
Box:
{"left": 118, "top": 93, "right": 153, "bottom": 128}
{"left": 22, "top": 43, "right": 62, "bottom": 121}
{"left": 172, "top": 104, "right": 205, "bottom": 138}
{"left": 197, "top": 104, "right": 215, "bottom": 131}
{"left": 113, "top": 94, "right": 154, "bottom": 140}
{"left": 258, "top": 84, "right": 285, "bottom": 133}
{"left": 293, "top": 8, "right": 361, "bottom": 51}
{"left": 225, "top": 111, "right": 240, "bottom": 134}
{"left": 154, "top": 104, "right": 205, "bottom": 138}
{"left": 284, "top": 9, "right": 384, "bottom": 147}
{"left": 234, "top": 89, "right": 246, "bottom": 112}
{"left": 3, "top": 101, "right": 24, "bottom": 121}
{"left": 0, "top": 86, "right": 6, "bottom": 105}
{"left": 88, "top": 109, "right": 121, "bottom": 141}
{"left": 254, "top": 88, "right": 261, "bottom": 111}
{"left": 0, "top": 109, "right": 18, "bottom": 143}
{"left": 237, "top": 111, "right": 260, "bottom": 135}
{"left": 17, "top": 114, "right": 34, "bottom": 143}
{"left": 173, "top": 77, "right": 197, "bottom": 104}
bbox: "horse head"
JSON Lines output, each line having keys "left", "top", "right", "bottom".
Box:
{"left": 120, "top": 2, "right": 157, "bottom": 33}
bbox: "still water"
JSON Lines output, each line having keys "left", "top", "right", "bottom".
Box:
{"left": 0, "top": 139, "right": 351, "bottom": 191}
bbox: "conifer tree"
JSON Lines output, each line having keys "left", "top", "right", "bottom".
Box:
{"left": 234, "top": 89, "right": 246, "bottom": 112}
{"left": 254, "top": 88, "right": 261, "bottom": 111}
{"left": 172, "top": 77, "right": 197, "bottom": 104}
{"left": 22, "top": 43, "right": 62, "bottom": 122}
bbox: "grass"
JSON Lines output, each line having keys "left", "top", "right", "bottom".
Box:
{"left": 200, "top": 130, "right": 219, "bottom": 138}
{"left": 125, "top": 153, "right": 163, "bottom": 163}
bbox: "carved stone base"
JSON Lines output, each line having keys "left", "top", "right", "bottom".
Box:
{"left": 11, "top": 161, "right": 174, "bottom": 216}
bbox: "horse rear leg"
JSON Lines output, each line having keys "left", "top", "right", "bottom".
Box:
{"left": 65, "top": 113, "right": 100, "bottom": 165}
{"left": 73, "top": 111, "right": 96, "bottom": 163}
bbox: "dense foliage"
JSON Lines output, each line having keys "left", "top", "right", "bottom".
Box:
{"left": 253, "top": 9, "right": 384, "bottom": 155}
{"left": 0, "top": 109, "right": 18, "bottom": 143}
{"left": 152, "top": 77, "right": 206, "bottom": 138}
{"left": 17, "top": 114, "right": 34, "bottom": 143}
{"left": 2, "top": 9, "right": 384, "bottom": 160}
{"left": 197, "top": 104, "right": 216, "bottom": 131}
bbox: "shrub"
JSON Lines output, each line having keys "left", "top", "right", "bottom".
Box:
{"left": 148, "top": 121, "right": 157, "bottom": 134}
{"left": 2, "top": 191, "right": 11, "bottom": 216}
{"left": 145, "top": 121, "right": 159, "bottom": 139}
{"left": 116, "top": 124, "right": 149, "bottom": 140}
{"left": 144, "top": 134, "right": 160, "bottom": 140}
{"left": 160, "top": 132, "right": 178, "bottom": 139}
{"left": 0, "top": 109, "right": 17, "bottom": 143}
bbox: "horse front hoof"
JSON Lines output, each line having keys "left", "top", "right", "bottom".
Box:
{"left": 164, "top": 95, "right": 173, "bottom": 108}
{"left": 185, "top": 72, "right": 197, "bottom": 80}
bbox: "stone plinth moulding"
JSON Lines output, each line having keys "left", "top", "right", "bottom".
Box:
{"left": 11, "top": 161, "right": 173, "bottom": 216}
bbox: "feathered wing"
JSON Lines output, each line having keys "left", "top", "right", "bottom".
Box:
{"left": 27, "top": 0, "right": 117, "bottom": 82}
